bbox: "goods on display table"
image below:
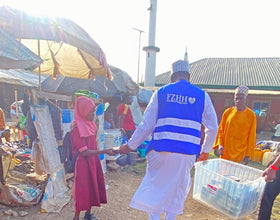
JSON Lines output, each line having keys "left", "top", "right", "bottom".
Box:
{"left": 0, "top": 142, "right": 48, "bottom": 207}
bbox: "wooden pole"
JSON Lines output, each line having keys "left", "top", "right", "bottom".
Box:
{"left": 14, "top": 90, "right": 18, "bottom": 118}
{"left": 38, "top": 40, "right": 41, "bottom": 91}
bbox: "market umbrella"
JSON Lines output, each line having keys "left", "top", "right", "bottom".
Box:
{"left": 41, "top": 65, "right": 139, "bottom": 98}
{"left": 0, "top": 6, "right": 111, "bottom": 82}
{"left": 41, "top": 74, "right": 118, "bottom": 98}
{"left": 0, "top": 28, "right": 42, "bottom": 70}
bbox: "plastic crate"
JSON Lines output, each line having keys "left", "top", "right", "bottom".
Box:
{"left": 193, "top": 159, "right": 265, "bottom": 219}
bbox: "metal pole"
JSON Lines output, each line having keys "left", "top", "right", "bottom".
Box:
{"left": 132, "top": 28, "right": 144, "bottom": 84}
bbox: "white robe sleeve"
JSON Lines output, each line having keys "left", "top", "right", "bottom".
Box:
{"left": 127, "top": 91, "right": 158, "bottom": 150}
{"left": 201, "top": 92, "right": 218, "bottom": 153}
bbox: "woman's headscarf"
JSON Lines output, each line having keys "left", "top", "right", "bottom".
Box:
{"left": 72, "top": 96, "right": 97, "bottom": 137}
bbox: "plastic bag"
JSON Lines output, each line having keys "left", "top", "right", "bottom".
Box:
{"left": 0, "top": 183, "right": 43, "bottom": 206}
{"left": 41, "top": 167, "right": 71, "bottom": 212}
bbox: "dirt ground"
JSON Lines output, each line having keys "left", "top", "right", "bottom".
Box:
{"left": 0, "top": 168, "right": 252, "bottom": 220}
{"left": 0, "top": 131, "right": 278, "bottom": 220}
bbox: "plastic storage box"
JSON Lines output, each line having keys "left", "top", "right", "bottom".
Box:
{"left": 193, "top": 159, "right": 265, "bottom": 219}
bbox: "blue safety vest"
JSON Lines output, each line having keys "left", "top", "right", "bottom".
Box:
{"left": 146, "top": 80, "right": 205, "bottom": 155}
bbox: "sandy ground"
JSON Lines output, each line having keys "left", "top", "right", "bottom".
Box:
{"left": 0, "top": 131, "right": 279, "bottom": 220}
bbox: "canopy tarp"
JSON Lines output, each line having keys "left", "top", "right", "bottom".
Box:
{"left": 0, "top": 6, "right": 111, "bottom": 79}
{"left": 0, "top": 28, "right": 42, "bottom": 70}
{"left": 0, "top": 69, "right": 46, "bottom": 87}
{"left": 41, "top": 65, "right": 139, "bottom": 98}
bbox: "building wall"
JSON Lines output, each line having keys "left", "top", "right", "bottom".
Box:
{"left": 208, "top": 92, "right": 280, "bottom": 132}
{"left": 248, "top": 94, "right": 280, "bottom": 132}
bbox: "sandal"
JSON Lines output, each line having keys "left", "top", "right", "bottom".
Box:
{"left": 84, "top": 213, "right": 98, "bottom": 220}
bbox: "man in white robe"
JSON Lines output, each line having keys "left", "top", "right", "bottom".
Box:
{"left": 119, "top": 59, "right": 218, "bottom": 220}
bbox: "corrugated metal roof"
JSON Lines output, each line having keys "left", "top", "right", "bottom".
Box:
{"left": 155, "top": 58, "right": 280, "bottom": 90}
{"left": 204, "top": 88, "right": 280, "bottom": 95}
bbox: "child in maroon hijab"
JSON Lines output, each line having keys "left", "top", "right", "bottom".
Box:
{"left": 71, "top": 96, "right": 116, "bottom": 220}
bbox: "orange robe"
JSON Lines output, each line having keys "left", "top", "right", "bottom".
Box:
{"left": 214, "top": 107, "right": 256, "bottom": 163}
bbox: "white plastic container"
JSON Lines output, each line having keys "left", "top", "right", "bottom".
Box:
{"left": 262, "top": 151, "right": 274, "bottom": 167}
{"left": 104, "top": 129, "right": 122, "bottom": 160}
{"left": 98, "top": 134, "right": 106, "bottom": 173}
{"left": 193, "top": 159, "right": 265, "bottom": 219}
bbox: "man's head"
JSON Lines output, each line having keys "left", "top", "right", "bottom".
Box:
{"left": 171, "top": 60, "right": 190, "bottom": 82}
{"left": 110, "top": 95, "right": 122, "bottom": 107}
{"left": 122, "top": 93, "right": 133, "bottom": 105}
{"left": 234, "top": 85, "right": 249, "bottom": 111}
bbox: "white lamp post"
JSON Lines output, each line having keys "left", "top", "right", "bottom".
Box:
{"left": 132, "top": 27, "right": 144, "bottom": 84}
{"left": 143, "top": 0, "right": 160, "bottom": 87}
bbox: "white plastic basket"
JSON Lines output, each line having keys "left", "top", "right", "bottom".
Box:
{"left": 193, "top": 158, "right": 265, "bottom": 219}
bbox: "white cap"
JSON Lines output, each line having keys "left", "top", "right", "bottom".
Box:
{"left": 172, "top": 59, "right": 190, "bottom": 74}
{"left": 235, "top": 85, "right": 249, "bottom": 97}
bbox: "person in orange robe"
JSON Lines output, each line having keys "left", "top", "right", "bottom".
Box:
{"left": 213, "top": 86, "right": 256, "bottom": 164}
